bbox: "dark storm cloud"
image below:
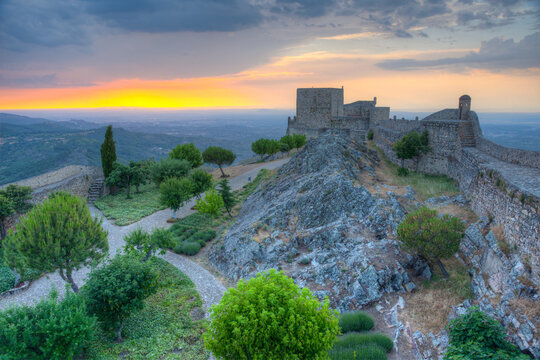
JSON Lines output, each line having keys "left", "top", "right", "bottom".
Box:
{"left": 82, "top": 0, "right": 263, "bottom": 32}
{"left": 377, "top": 32, "right": 540, "bottom": 71}
{"left": 0, "top": 0, "right": 90, "bottom": 50}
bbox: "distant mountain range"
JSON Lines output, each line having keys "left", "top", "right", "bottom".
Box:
{"left": 0, "top": 113, "right": 285, "bottom": 185}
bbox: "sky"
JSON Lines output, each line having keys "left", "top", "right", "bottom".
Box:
{"left": 0, "top": 0, "right": 539, "bottom": 112}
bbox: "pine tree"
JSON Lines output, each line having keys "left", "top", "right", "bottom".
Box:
{"left": 218, "top": 179, "right": 235, "bottom": 217}
{"left": 100, "top": 125, "right": 117, "bottom": 179}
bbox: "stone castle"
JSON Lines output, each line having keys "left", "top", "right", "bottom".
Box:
{"left": 286, "top": 87, "right": 540, "bottom": 286}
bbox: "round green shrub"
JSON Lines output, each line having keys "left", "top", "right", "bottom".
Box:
{"left": 367, "top": 129, "right": 374, "bottom": 141}
{"left": 0, "top": 290, "right": 96, "bottom": 359}
{"left": 333, "top": 333, "right": 394, "bottom": 353}
{"left": 339, "top": 311, "right": 374, "bottom": 333}
{"left": 0, "top": 265, "right": 16, "bottom": 293}
{"left": 328, "top": 344, "right": 387, "bottom": 360}
{"left": 179, "top": 241, "right": 201, "bottom": 256}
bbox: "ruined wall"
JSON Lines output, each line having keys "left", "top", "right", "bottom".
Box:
{"left": 371, "top": 107, "right": 390, "bottom": 125}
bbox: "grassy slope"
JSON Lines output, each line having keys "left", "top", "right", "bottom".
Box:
{"left": 87, "top": 257, "right": 208, "bottom": 360}
{"left": 94, "top": 183, "right": 166, "bottom": 226}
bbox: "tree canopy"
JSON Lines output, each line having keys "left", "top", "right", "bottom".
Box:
{"left": 123, "top": 228, "right": 173, "bottom": 262}
{"left": 204, "top": 269, "right": 340, "bottom": 359}
{"left": 217, "top": 179, "right": 235, "bottom": 217}
{"left": 4, "top": 192, "right": 108, "bottom": 292}
{"left": 105, "top": 161, "right": 147, "bottom": 198}
{"left": 397, "top": 206, "right": 464, "bottom": 276}
{"left": 0, "top": 184, "right": 32, "bottom": 240}
{"left": 151, "top": 158, "right": 191, "bottom": 185}
{"left": 195, "top": 188, "right": 224, "bottom": 222}
{"left": 190, "top": 168, "right": 213, "bottom": 199}
{"left": 169, "top": 142, "right": 203, "bottom": 168}
{"left": 100, "top": 125, "right": 117, "bottom": 179}
{"left": 159, "top": 177, "right": 194, "bottom": 219}
{"left": 393, "top": 130, "right": 430, "bottom": 163}
{"left": 202, "top": 146, "right": 236, "bottom": 177}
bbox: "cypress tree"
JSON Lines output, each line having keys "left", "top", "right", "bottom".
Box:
{"left": 100, "top": 125, "right": 117, "bottom": 179}
{"left": 218, "top": 179, "right": 235, "bottom": 217}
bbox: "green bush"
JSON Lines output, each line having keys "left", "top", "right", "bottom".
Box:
{"left": 333, "top": 333, "right": 394, "bottom": 353}
{"left": 0, "top": 265, "right": 15, "bottom": 292}
{"left": 328, "top": 344, "right": 387, "bottom": 360}
{"left": 339, "top": 311, "right": 375, "bottom": 333}
{"left": 204, "top": 269, "right": 340, "bottom": 359}
{"left": 82, "top": 255, "right": 158, "bottom": 341}
{"left": 397, "top": 166, "right": 409, "bottom": 176}
{"left": 151, "top": 158, "right": 191, "bottom": 185}
{"left": 444, "top": 306, "right": 530, "bottom": 360}
{"left": 0, "top": 290, "right": 96, "bottom": 360}
{"left": 367, "top": 129, "right": 374, "bottom": 140}
{"left": 176, "top": 241, "right": 202, "bottom": 256}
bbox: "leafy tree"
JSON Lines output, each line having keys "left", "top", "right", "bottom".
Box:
{"left": 292, "top": 133, "right": 307, "bottom": 149}
{"left": 3, "top": 192, "right": 108, "bottom": 292}
{"left": 265, "top": 139, "right": 281, "bottom": 157}
{"left": 204, "top": 269, "right": 340, "bottom": 360}
{"left": 280, "top": 135, "right": 295, "bottom": 153}
{"left": 444, "top": 307, "right": 530, "bottom": 360}
{"left": 169, "top": 142, "right": 203, "bottom": 168}
{"left": 367, "top": 129, "right": 374, "bottom": 140}
{"left": 100, "top": 125, "right": 117, "bottom": 179}
{"left": 105, "top": 161, "right": 146, "bottom": 198}
{"left": 217, "top": 179, "right": 235, "bottom": 217}
{"left": 195, "top": 188, "right": 224, "bottom": 223}
{"left": 397, "top": 206, "right": 464, "bottom": 276}
{"left": 0, "top": 184, "right": 32, "bottom": 213}
{"left": 159, "top": 177, "right": 194, "bottom": 219}
{"left": 0, "top": 289, "right": 97, "bottom": 360}
{"left": 0, "top": 195, "right": 14, "bottom": 241}
{"left": 129, "top": 160, "right": 150, "bottom": 193}
{"left": 82, "top": 255, "right": 157, "bottom": 342}
{"left": 151, "top": 158, "right": 191, "bottom": 185}
{"left": 393, "top": 130, "right": 430, "bottom": 171}
{"left": 251, "top": 138, "right": 268, "bottom": 159}
{"left": 202, "top": 146, "right": 236, "bottom": 177}
{"left": 138, "top": 158, "right": 156, "bottom": 184}
{"left": 123, "top": 228, "right": 174, "bottom": 262}
{"left": 0, "top": 185, "right": 32, "bottom": 241}
{"left": 190, "top": 168, "right": 213, "bottom": 199}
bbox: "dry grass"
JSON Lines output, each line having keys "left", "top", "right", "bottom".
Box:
{"left": 510, "top": 297, "right": 540, "bottom": 326}
{"left": 431, "top": 204, "right": 478, "bottom": 226}
{"left": 400, "top": 257, "right": 473, "bottom": 334}
{"left": 491, "top": 224, "right": 513, "bottom": 256}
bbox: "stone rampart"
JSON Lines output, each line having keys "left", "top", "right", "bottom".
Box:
{"left": 477, "top": 137, "right": 540, "bottom": 169}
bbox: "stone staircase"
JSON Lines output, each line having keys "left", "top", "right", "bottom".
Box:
{"left": 88, "top": 177, "right": 105, "bottom": 205}
{"left": 459, "top": 121, "right": 476, "bottom": 147}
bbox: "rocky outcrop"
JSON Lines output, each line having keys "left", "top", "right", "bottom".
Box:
{"left": 209, "top": 131, "right": 427, "bottom": 310}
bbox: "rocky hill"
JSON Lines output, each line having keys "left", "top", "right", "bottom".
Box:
{"left": 209, "top": 131, "right": 429, "bottom": 310}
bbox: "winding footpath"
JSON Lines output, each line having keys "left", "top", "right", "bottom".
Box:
{"left": 0, "top": 158, "right": 289, "bottom": 312}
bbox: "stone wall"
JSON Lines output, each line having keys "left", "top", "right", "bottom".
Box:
{"left": 296, "top": 88, "right": 343, "bottom": 127}
{"left": 477, "top": 136, "right": 540, "bottom": 169}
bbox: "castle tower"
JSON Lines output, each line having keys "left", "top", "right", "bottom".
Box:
{"left": 458, "top": 95, "right": 471, "bottom": 120}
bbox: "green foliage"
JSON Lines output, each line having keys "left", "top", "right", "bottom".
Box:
{"left": 4, "top": 192, "right": 108, "bottom": 292}
{"left": 444, "top": 307, "right": 530, "bottom": 360}
{"left": 218, "top": 178, "right": 236, "bottom": 216}
{"left": 251, "top": 138, "right": 281, "bottom": 159}
{"left": 0, "top": 265, "right": 16, "bottom": 292}
{"left": 159, "top": 177, "right": 194, "bottom": 218}
{"left": 202, "top": 146, "right": 236, "bottom": 177}
{"left": 367, "top": 129, "right": 374, "bottom": 140}
{"left": 280, "top": 135, "right": 296, "bottom": 152}
{"left": 169, "top": 142, "right": 203, "bottom": 168}
{"left": 339, "top": 312, "right": 375, "bottom": 333}
{"left": 100, "top": 125, "right": 117, "bottom": 179}
{"left": 195, "top": 188, "right": 224, "bottom": 220}
{"left": 0, "top": 184, "right": 32, "bottom": 213}
{"left": 397, "top": 207, "right": 465, "bottom": 263}
{"left": 397, "top": 166, "right": 409, "bottom": 176}
{"left": 82, "top": 255, "right": 158, "bottom": 341}
{"left": 85, "top": 257, "right": 207, "bottom": 359}
{"left": 0, "top": 289, "right": 97, "bottom": 360}
{"left": 332, "top": 333, "right": 394, "bottom": 353}
{"left": 106, "top": 161, "right": 148, "bottom": 198}
{"left": 292, "top": 133, "right": 307, "bottom": 148}
{"left": 0, "top": 194, "right": 14, "bottom": 240}
{"left": 328, "top": 344, "right": 387, "bottom": 360}
{"left": 204, "top": 269, "right": 340, "bottom": 360}
{"left": 393, "top": 130, "right": 430, "bottom": 162}
{"left": 151, "top": 157, "right": 191, "bottom": 185}
{"left": 175, "top": 241, "right": 202, "bottom": 255}
{"left": 94, "top": 183, "right": 165, "bottom": 225}
{"left": 124, "top": 227, "right": 174, "bottom": 261}
{"left": 190, "top": 168, "right": 213, "bottom": 198}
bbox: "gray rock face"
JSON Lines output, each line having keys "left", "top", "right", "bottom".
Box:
{"left": 209, "top": 131, "right": 421, "bottom": 310}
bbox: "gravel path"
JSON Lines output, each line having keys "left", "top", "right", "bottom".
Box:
{"left": 0, "top": 158, "right": 289, "bottom": 311}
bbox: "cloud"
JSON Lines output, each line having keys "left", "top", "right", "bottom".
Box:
{"left": 0, "top": 74, "right": 58, "bottom": 88}
{"left": 318, "top": 32, "right": 385, "bottom": 40}
{"left": 82, "top": 0, "right": 263, "bottom": 32}
{"left": 376, "top": 32, "right": 540, "bottom": 71}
